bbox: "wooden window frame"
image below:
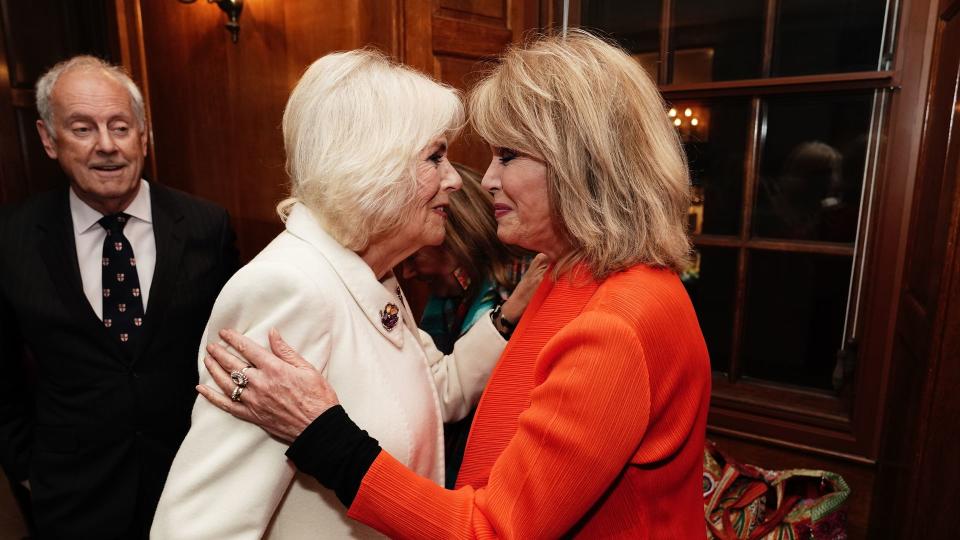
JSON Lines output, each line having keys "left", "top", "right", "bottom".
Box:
{"left": 572, "top": 0, "right": 927, "bottom": 461}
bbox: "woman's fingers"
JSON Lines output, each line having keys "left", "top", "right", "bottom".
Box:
{"left": 201, "top": 328, "right": 341, "bottom": 442}
{"left": 524, "top": 253, "right": 549, "bottom": 283}
{"left": 197, "top": 383, "right": 236, "bottom": 412}
{"left": 520, "top": 255, "right": 548, "bottom": 289}
{"left": 205, "top": 340, "right": 245, "bottom": 368}
{"left": 268, "top": 328, "right": 313, "bottom": 369}
{"left": 202, "top": 352, "right": 239, "bottom": 396}
{"left": 500, "top": 253, "right": 550, "bottom": 322}
{"left": 218, "top": 328, "right": 279, "bottom": 370}
{"left": 196, "top": 383, "right": 257, "bottom": 423}
{"left": 199, "top": 344, "right": 339, "bottom": 442}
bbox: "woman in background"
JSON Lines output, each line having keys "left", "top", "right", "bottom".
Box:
{"left": 200, "top": 31, "right": 711, "bottom": 538}
{"left": 402, "top": 163, "right": 547, "bottom": 486}
{"left": 405, "top": 164, "right": 538, "bottom": 354}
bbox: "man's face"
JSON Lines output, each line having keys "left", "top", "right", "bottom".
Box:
{"left": 37, "top": 69, "right": 147, "bottom": 214}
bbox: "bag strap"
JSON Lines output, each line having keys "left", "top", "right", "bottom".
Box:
{"left": 729, "top": 482, "right": 769, "bottom": 509}
{"left": 708, "top": 519, "right": 738, "bottom": 540}
{"left": 746, "top": 495, "right": 802, "bottom": 540}
{"left": 706, "top": 462, "right": 742, "bottom": 539}
{"left": 705, "top": 445, "right": 776, "bottom": 540}
{"left": 719, "top": 481, "right": 769, "bottom": 540}
{"left": 705, "top": 457, "right": 742, "bottom": 516}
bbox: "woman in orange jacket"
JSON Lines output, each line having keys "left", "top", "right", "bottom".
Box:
{"left": 199, "top": 30, "right": 711, "bottom": 539}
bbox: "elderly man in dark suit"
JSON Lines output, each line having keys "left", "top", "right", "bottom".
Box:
{"left": 0, "top": 55, "right": 238, "bottom": 539}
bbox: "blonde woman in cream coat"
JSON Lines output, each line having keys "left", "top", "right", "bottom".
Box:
{"left": 150, "top": 50, "right": 540, "bottom": 539}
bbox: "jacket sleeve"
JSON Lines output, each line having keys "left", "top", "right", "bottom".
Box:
{"left": 0, "top": 207, "right": 33, "bottom": 484}
{"left": 214, "top": 208, "right": 240, "bottom": 290}
{"left": 150, "top": 261, "right": 332, "bottom": 540}
{"left": 347, "top": 311, "right": 652, "bottom": 539}
{"left": 0, "top": 284, "right": 33, "bottom": 483}
{"left": 417, "top": 312, "right": 505, "bottom": 423}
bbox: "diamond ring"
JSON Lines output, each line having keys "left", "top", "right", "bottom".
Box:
{"left": 230, "top": 366, "right": 250, "bottom": 388}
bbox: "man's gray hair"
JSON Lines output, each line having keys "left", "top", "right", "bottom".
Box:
{"left": 35, "top": 55, "right": 146, "bottom": 138}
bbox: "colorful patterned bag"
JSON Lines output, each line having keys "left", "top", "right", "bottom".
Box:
{"left": 703, "top": 440, "right": 850, "bottom": 540}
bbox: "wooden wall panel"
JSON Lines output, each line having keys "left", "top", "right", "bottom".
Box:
{"left": 437, "top": 55, "right": 495, "bottom": 171}
{"left": 403, "top": 0, "right": 540, "bottom": 173}
{"left": 0, "top": 0, "right": 113, "bottom": 205}
{"left": 914, "top": 182, "right": 960, "bottom": 536}
{"left": 2, "top": 1, "right": 108, "bottom": 87}
{"left": 0, "top": 7, "right": 27, "bottom": 205}
{"left": 134, "top": 0, "right": 403, "bottom": 261}
{"left": 358, "top": 0, "right": 401, "bottom": 56}
{"left": 224, "top": 0, "right": 292, "bottom": 256}
{"left": 433, "top": 16, "right": 512, "bottom": 58}
{"left": 870, "top": 0, "right": 960, "bottom": 537}
{"left": 14, "top": 107, "right": 65, "bottom": 195}
{"left": 441, "top": 0, "right": 506, "bottom": 20}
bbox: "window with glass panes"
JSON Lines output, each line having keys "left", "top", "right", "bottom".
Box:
{"left": 579, "top": 0, "right": 897, "bottom": 453}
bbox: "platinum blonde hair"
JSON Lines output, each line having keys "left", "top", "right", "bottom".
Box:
{"left": 35, "top": 55, "right": 146, "bottom": 139}
{"left": 470, "top": 30, "right": 692, "bottom": 278}
{"left": 279, "top": 49, "right": 464, "bottom": 251}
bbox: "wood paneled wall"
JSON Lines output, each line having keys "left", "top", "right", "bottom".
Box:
{"left": 0, "top": 0, "right": 114, "bottom": 206}
{"left": 403, "top": 0, "right": 539, "bottom": 170}
{"left": 870, "top": 0, "right": 960, "bottom": 536}
{"left": 126, "top": 0, "right": 541, "bottom": 261}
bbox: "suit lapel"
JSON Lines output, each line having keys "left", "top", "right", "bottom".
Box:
{"left": 135, "top": 184, "right": 185, "bottom": 363}
{"left": 37, "top": 189, "right": 123, "bottom": 357}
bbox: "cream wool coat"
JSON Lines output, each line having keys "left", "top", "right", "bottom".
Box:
{"left": 151, "top": 203, "right": 505, "bottom": 539}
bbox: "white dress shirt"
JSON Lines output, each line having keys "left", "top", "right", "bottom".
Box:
{"left": 69, "top": 179, "right": 156, "bottom": 319}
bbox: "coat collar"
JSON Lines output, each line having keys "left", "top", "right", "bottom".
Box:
{"left": 284, "top": 203, "right": 413, "bottom": 348}
{"left": 68, "top": 178, "right": 153, "bottom": 235}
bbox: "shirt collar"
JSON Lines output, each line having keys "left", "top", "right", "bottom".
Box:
{"left": 69, "top": 178, "right": 153, "bottom": 235}
{"left": 284, "top": 203, "right": 414, "bottom": 349}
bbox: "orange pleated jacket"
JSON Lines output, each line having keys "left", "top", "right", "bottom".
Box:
{"left": 348, "top": 263, "right": 712, "bottom": 539}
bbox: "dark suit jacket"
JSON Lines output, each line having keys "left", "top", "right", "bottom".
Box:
{"left": 0, "top": 182, "right": 239, "bottom": 539}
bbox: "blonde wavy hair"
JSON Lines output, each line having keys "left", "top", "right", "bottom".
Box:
{"left": 469, "top": 30, "right": 692, "bottom": 278}
{"left": 279, "top": 49, "right": 464, "bottom": 250}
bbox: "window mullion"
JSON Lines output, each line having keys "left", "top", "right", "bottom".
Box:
{"left": 659, "top": 0, "right": 673, "bottom": 85}
{"left": 762, "top": 0, "right": 778, "bottom": 77}
{"left": 842, "top": 89, "right": 890, "bottom": 354}
{"left": 727, "top": 97, "right": 763, "bottom": 381}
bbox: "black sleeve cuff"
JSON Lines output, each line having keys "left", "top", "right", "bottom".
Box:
{"left": 285, "top": 405, "right": 381, "bottom": 508}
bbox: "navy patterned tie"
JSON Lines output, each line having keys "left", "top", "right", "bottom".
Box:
{"left": 99, "top": 213, "right": 145, "bottom": 350}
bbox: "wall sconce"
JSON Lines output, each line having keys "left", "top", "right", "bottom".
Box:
{"left": 178, "top": 0, "right": 244, "bottom": 44}
{"left": 667, "top": 105, "right": 709, "bottom": 142}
